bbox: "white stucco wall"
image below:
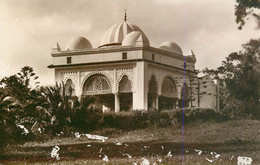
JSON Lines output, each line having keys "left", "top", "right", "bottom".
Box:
{"left": 199, "top": 76, "right": 217, "bottom": 109}
{"left": 52, "top": 50, "right": 143, "bottom": 66}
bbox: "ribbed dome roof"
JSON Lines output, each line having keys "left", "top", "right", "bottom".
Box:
{"left": 100, "top": 22, "right": 148, "bottom": 47}
{"left": 66, "top": 36, "right": 92, "bottom": 51}
{"left": 122, "top": 31, "right": 150, "bottom": 47}
{"left": 159, "top": 41, "right": 183, "bottom": 55}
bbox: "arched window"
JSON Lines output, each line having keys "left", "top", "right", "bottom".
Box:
{"left": 161, "top": 77, "right": 176, "bottom": 97}
{"left": 118, "top": 75, "right": 132, "bottom": 111}
{"left": 149, "top": 75, "right": 157, "bottom": 94}
{"left": 65, "top": 79, "right": 75, "bottom": 96}
{"left": 119, "top": 75, "right": 131, "bottom": 92}
{"left": 83, "top": 74, "right": 111, "bottom": 95}
{"left": 148, "top": 75, "right": 158, "bottom": 110}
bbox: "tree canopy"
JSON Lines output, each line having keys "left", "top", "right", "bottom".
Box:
{"left": 235, "top": 0, "right": 260, "bottom": 29}
{"left": 204, "top": 39, "right": 260, "bottom": 118}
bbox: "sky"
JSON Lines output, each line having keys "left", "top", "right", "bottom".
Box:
{"left": 0, "top": 0, "right": 259, "bottom": 86}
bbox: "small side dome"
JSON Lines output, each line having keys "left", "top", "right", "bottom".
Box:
{"left": 122, "top": 31, "right": 150, "bottom": 47}
{"left": 159, "top": 41, "right": 183, "bottom": 55}
{"left": 65, "top": 36, "right": 92, "bottom": 51}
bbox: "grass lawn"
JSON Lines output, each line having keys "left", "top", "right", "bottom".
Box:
{"left": 0, "top": 120, "right": 259, "bottom": 164}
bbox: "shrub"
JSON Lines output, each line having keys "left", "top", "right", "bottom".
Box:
{"left": 70, "top": 108, "right": 230, "bottom": 133}
{"left": 174, "top": 108, "right": 230, "bottom": 124}
{"left": 91, "top": 110, "right": 174, "bottom": 131}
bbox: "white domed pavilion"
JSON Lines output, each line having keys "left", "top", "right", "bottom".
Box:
{"left": 48, "top": 13, "right": 218, "bottom": 112}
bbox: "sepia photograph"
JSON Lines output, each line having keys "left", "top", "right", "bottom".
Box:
{"left": 0, "top": 0, "right": 259, "bottom": 164}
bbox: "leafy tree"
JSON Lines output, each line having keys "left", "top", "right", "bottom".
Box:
{"left": 0, "top": 66, "right": 45, "bottom": 141}
{"left": 0, "top": 75, "right": 28, "bottom": 103}
{"left": 0, "top": 66, "right": 39, "bottom": 104}
{"left": 0, "top": 85, "right": 24, "bottom": 151}
{"left": 38, "top": 83, "right": 79, "bottom": 135}
{"left": 0, "top": 65, "right": 95, "bottom": 139}
{"left": 17, "top": 66, "right": 39, "bottom": 89}
{"left": 0, "top": 88, "right": 10, "bottom": 151}
{"left": 204, "top": 39, "right": 260, "bottom": 118}
{"left": 234, "top": 0, "right": 260, "bottom": 29}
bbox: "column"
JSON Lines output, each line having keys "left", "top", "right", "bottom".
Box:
{"left": 114, "top": 93, "right": 120, "bottom": 113}
{"left": 113, "top": 69, "right": 117, "bottom": 93}
{"left": 77, "top": 70, "right": 81, "bottom": 101}
{"left": 133, "top": 62, "right": 148, "bottom": 110}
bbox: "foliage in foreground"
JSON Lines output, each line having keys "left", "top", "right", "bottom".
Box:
{"left": 204, "top": 39, "right": 260, "bottom": 119}
{"left": 0, "top": 66, "right": 95, "bottom": 151}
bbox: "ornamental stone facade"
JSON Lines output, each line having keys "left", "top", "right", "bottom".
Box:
{"left": 48, "top": 15, "right": 218, "bottom": 112}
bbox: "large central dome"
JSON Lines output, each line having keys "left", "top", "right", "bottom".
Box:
{"left": 100, "top": 22, "right": 149, "bottom": 47}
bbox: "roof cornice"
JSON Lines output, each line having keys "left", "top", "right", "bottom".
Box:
{"left": 51, "top": 46, "right": 143, "bottom": 57}
{"left": 47, "top": 58, "right": 196, "bottom": 74}
{"left": 51, "top": 46, "right": 195, "bottom": 62}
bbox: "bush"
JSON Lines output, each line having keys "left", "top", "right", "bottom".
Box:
{"left": 71, "top": 109, "right": 103, "bottom": 132}
{"left": 85, "top": 110, "right": 173, "bottom": 131}
{"left": 68, "top": 108, "right": 230, "bottom": 133}
{"left": 174, "top": 108, "right": 230, "bottom": 124}
{"left": 0, "top": 124, "right": 7, "bottom": 153}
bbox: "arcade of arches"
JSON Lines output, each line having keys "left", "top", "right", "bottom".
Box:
{"left": 64, "top": 74, "right": 189, "bottom": 112}
{"left": 82, "top": 74, "right": 133, "bottom": 112}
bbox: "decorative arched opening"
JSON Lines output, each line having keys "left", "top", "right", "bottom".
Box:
{"left": 148, "top": 75, "right": 158, "bottom": 110}
{"left": 178, "top": 83, "right": 190, "bottom": 108}
{"left": 118, "top": 75, "right": 132, "bottom": 111}
{"left": 83, "top": 74, "right": 114, "bottom": 112}
{"left": 159, "top": 76, "right": 177, "bottom": 110}
{"left": 64, "top": 79, "right": 76, "bottom": 96}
